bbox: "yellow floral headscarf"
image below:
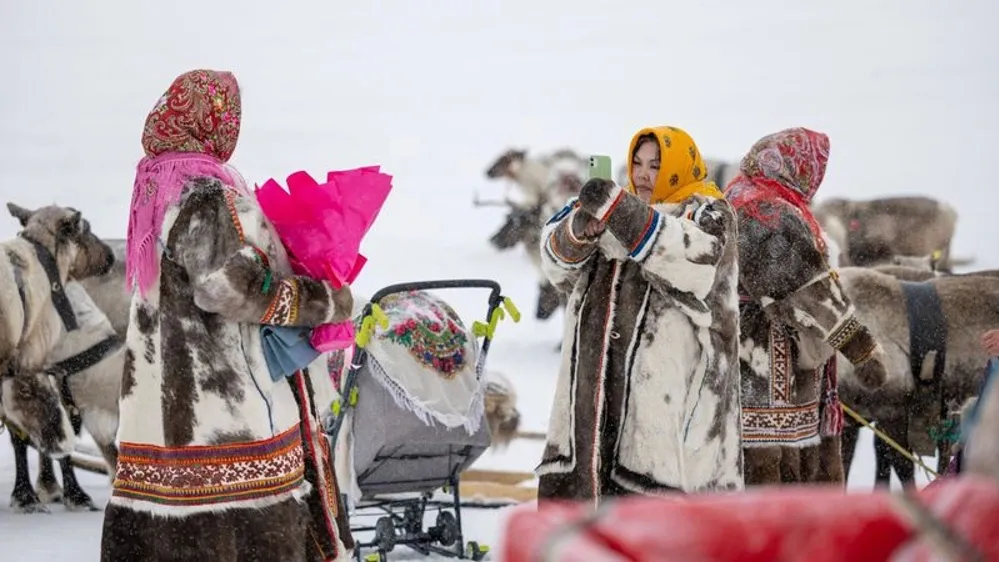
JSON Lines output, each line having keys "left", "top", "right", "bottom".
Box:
{"left": 625, "top": 126, "right": 725, "bottom": 204}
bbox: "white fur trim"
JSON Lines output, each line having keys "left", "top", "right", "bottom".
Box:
{"left": 106, "top": 482, "right": 311, "bottom": 518}
{"left": 564, "top": 210, "right": 589, "bottom": 245}
{"left": 629, "top": 211, "right": 664, "bottom": 262}
{"left": 591, "top": 184, "right": 625, "bottom": 222}
{"left": 322, "top": 281, "right": 337, "bottom": 325}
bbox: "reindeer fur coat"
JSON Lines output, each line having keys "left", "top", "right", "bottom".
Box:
{"left": 535, "top": 176, "right": 744, "bottom": 501}
{"left": 724, "top": 129, "right": 888, "bottom": 483}
{"left": 102, "top": 180, "right": 355, "bottom": 561}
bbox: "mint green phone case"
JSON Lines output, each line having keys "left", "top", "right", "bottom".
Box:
{"left": 588, "top": 155, "right": 613, "bottom": 181}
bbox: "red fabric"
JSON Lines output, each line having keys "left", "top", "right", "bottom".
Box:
{"left": 501, "top": 477, "right": 999, "bottom": 562}
{"left": 141, "top": 69, "right": 241, "bottom": 161}
{"left": 727, "top": 175, "right": 827, "bottom": 254}
{"left": 820, "top": 357, "right": 844, "bottom": 437}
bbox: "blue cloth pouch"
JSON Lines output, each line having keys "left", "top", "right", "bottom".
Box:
{"left": 260, "top": 325, "right": 322, "bottom": 382}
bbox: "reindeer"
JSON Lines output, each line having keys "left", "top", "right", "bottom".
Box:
{"left": 0, "top": 202, "right": 115, "bottom": 511}
{"left": 812, "top": 196, "right": 973, "bottom": 272}
{"left": 481, "top": 149, "right": 585, "bottom": 321}
{"left": 2, "top": 286, "right": 123, "bottom": 513}
{"left": 835, "top": 266, "right": 999, "bottom": 489}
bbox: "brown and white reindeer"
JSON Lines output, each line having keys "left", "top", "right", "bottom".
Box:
{"left": 2, "top": 280, "right": 125, "bottom": 513}
{"left": 482, "top": 148, "right": 586, "bottom": 321}
{"left": 835, "top": 266, "right": 999, "bottom": 489}
{"left": 812, "top": 195, "right": 974, "bottom": 272}
{"left": 0, "top": 202, "right": 115, "bottom": 511}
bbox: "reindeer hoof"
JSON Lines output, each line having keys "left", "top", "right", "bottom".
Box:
{"left": 10, "top": 491, "right": 51, "bottom": 514}
{"left": 36, "top": 482, "right": 63, "bottom": 504}
{"left": 63, "top": 492, "right": 100, "bottom": 512}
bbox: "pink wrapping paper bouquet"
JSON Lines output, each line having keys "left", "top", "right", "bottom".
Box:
{"left": 256, "top": 166, "right": 393, "bottom": 351}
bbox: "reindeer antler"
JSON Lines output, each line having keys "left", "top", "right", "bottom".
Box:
{"left": 472, "top": 191, "right": 518, "bottom": 209}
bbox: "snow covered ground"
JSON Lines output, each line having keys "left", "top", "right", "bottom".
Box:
{"left": 1, "top": 0, "right": 997, "bottom": 559}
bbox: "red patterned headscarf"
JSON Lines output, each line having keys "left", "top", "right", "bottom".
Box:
{"left": 126, "top": 69, "right": 243, "bottom": 296}
{"left": 724, "top": 128, "right": 830, "bottom": 251}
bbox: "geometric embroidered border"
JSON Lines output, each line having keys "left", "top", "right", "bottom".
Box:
{"left": 112, "top": 425, "right": 304, "bottom": 507}
{"left": 741, "top": 325, "right": 822, "bottom": 447}
{"left": 260, "top": 278, "right": 301, "bottom": 326}
{"left": 742, "top": 401, "right": 821, "bottom": 445}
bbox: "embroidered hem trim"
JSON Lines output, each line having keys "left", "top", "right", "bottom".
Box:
{"left": 741, "top": 325, "right": 823, "bottom": 447}
{"left": 742, "top": 402, "right": 821, "bottom": 446}
{"left": 112, "top": 425, "right": 305, "bottom": 507}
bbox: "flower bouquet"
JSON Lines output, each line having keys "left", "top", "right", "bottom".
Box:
{"left": 255, "top": 166, "right": 393, "bottom": 369}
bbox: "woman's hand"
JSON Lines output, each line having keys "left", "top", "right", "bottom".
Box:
{"left": 571, "top": 211, "right": 605, "bottom": 240}
{"left": 981, "top": 328, "right": 999, "bottom": 356}
{"left": 581, "top": 217, "right": 606, "bottom": 238}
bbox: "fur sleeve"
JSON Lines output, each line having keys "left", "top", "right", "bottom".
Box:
{"left": 736, "top": 201, "right": 877, "bottom": 364}
{"left": 584, "top": 185, "right": 732, "bottom": 301}
{"left": 539, "top": 198, "right": 599, "bottom": 293}
{"left": 169, "top": 179, "right": 353, "bottom": 327}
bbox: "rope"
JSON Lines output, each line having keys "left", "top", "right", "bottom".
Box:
{"left": 840, "top": 402, "right": 940, "bottom": 479}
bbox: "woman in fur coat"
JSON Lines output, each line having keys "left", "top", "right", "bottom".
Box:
{"left": 536, "top": 126, "right": 744, "bottom": 504}
{"left": 724, "top": 128, "right": 888, "bottom": 487}
{"left": 100, "top": 69, "right": 355, "bottom": 562}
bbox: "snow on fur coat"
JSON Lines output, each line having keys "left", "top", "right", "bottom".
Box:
{"left": 535, "top": 179, "right": 744, "bottom": 501}
{"left": 724, "top": 128, "right": 888, "bottom": 461}
{"left": 102, "top": 179, "right": 356, "bottom": 562}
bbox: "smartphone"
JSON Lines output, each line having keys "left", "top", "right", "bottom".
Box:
{"left": 588, "top": 155, "right": 613, "bottom": 181}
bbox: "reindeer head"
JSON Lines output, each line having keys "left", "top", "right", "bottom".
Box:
{"left": 536, "top": 281, "right": 564, "bottom": 320}
{"left": 0, "top": 369, "right": 76, "bottom": 457}
{"left": 891, "top": 253, "right": 942, "bottom": 273}
{"left": 8, "top": 203, "right": 115, "bottom": 281}
{"left": 485, "top": 149, "right": 528, "bottom": 180}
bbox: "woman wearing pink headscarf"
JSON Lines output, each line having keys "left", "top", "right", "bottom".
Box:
{"left": 100, "top": 69, "right": 354, "bottom": 562}
{"left": 724, "top": 128, "right": 888, "bottom": 488}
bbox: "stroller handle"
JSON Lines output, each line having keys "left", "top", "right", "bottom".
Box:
{"left": 362, "top": 279, "right": 504, "bottom": 311}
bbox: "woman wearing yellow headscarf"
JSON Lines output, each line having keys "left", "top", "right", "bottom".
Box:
{"left": 536, "top": 126, "right": 743, "bottom": 503}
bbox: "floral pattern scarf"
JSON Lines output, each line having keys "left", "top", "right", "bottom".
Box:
{"left": 723, "top": 127, "right": 830, "bottom": 251}
{"left": 126, "top": 69, "right": 242, "bottom": 296}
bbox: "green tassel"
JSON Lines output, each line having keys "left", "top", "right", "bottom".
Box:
{"left": 262, "top": 270, "right": 273, "bottom": 293}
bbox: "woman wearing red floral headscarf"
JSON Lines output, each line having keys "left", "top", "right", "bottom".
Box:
{"left": 100, "top": 69, "right": 354, "bottom": 562}
{"left": 724, "top": 127, "right": 889, "bottom": 489}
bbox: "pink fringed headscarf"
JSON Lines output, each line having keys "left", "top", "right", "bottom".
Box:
{"left": 126, "top": 69, "right": 243, "bottom": 296}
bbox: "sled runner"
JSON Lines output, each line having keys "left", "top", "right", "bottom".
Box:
{"left": 323, "top": 279, "right": 520, "bottom": 562}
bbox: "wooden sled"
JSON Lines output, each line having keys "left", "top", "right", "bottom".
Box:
{"left": 460, "top": 468, "right": 538, "bottom": 502}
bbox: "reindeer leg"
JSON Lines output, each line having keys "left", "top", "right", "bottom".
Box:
{"left": 35, "top": 452, "right": 63, "bottom": 503}
{"left": 873, "top": 428, "right": 894, "bottom": 488}
{"left": 9, "top": 431, "right": 49, "bottom": 513}
{"left": 840, "top": 419, "right": 860, "bottom": 483}
{"left": 99, "top": 442, "right": 119, "bottom": 479}
{"left": 58, "top": 456, "right": 98, "bottom": 512}
{"left": 879, "top": 416, "right": 917, "bottom": 489}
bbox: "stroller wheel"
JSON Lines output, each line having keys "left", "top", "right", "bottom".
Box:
{"left": 434, "top": 511, "right": 459, "bottom": 546}
{"left": 373, "top": 517, "right": 397, "bottom": 552}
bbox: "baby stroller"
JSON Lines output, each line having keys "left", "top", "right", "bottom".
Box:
{"left": 323, "top": 279, "right": 520, "bottom": 562}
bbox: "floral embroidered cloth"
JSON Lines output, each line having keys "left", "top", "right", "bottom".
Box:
{"left": 361, "top": 290, "right": 486, "bottom": 434}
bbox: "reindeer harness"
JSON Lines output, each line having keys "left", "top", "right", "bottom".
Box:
{"left": 3, "top": 235, "right": 121, "bottom": 436}
{"left": 900, "top": 280, "right": 949, "bottom": 454}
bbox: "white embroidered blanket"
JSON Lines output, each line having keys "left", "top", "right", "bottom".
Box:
{"left": 363, "top": 290, "right": 485, "bottom": 434}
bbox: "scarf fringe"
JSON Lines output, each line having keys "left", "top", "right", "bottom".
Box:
{"left": 126, "top": 152, "right": 234, "bottom": 296}
{"left": 362, "top": 352, "right": 486, "bottom": 437}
